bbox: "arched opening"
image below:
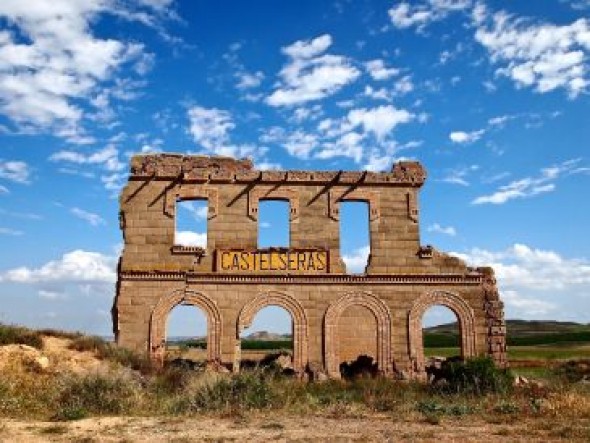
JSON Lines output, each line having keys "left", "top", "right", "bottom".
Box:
{"left": 422, "top": 305, "right": 461, "bottom": 381}
{"left": 236, "top": 292, "right": 308, "bottom": 375}
{"left": 239, "top": 305, "right": 294, "bottom": 373}
{"left": 324, "top": 293, "right": 392, "bottom": 378}
{"left": 408, "top": 291, "right": 477, "bottom": 377}
{"left": 338, "top": 304, "right": 379, "bottom": 378}
{"left": 149, "top": 290, "right": 222, "bottom": 368}
{"left": 340, "top": 202, "right": 370, "bottom": 274}
{"left": 165, "top": 304, "right": 208, "bottom": 367}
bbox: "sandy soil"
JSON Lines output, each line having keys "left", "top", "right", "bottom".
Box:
{"left": 1, "top": 414, "right": 588, "bottom": 442}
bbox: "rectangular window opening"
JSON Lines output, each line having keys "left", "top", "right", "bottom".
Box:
{"left": 258, "top": 200, "right": 290, "bottom": 248}
{"left": 340, "top": 201, "right": 370, "bottom": 274}
{"left": 175, "top": 199, "right": 208, "bottom": 248}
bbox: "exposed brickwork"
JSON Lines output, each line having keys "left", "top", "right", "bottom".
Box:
{"left": 113, "top": 154, "right": 507, "bottom": 379}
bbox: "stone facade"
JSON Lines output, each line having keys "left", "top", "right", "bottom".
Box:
{"left": 113, "top": 153, "right": 507, "bottom": 379}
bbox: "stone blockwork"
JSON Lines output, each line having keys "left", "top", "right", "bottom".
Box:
{"left": 113, "top": 153, "right": 507, "bottom": 379}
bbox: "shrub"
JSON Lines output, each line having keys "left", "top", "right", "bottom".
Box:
{"left": 436, "top": 357, "right": 513, "bottom": 395}
{"left": 53, "top": 373, "right": 139, "bottom": 420}
{"left": 185, "top": 371, "right": 276, "bottom": 413}
{"left": 0, "top": 324, "right": 43, "bottom": 349}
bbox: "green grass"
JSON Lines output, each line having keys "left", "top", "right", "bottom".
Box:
{"left": 425, "top": 344, "right": 590, "bottom": 361}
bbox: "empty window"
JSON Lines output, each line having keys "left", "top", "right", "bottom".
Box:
{"left": 258, "top": 200, "right": 289, "bottom": 248}
{"left": 340, "top": 201, "right": 370, "bottom": 274}
{"left": 175, "top": 199, "right": 208, "bottom": 247}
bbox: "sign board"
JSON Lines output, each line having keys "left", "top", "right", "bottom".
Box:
{"left": 216, "top": 249, "right": 328, "bottom": 273}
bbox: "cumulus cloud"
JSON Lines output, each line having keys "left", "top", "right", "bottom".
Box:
{"left": 449, "top": 129, "right": 485, "bottom": 144}
{"left": 388, "top": 0, "right": 472, "bottom": 31}
{"left": 70, "top": 207, "right": 106, "bottom": 226}
{"left": 175, "top": 231, "right": 207, "bottom": 247}
{"left": 187, "top": 105, "right": 268, "bottom": 160}
{"left": 365, "top": 59, "right": 399, "bottom": 80}
{"left": 266, "top": 34, "right": 360, "bottom": 106}
{"left": 472, "top": 159, "right": 583, "bottom": 205}
{"left": 474, "top": 9, "right": 590, "bottom": 97}
{"left": 451, "top": 243, "right": 590, "bottom": 319}
{"left": 342, "top": 246, "right": 370, "bottom": 274}
{"left": 0, "top": 250, "right": 117, "bottom": 284}
{"left": 347, "top": 106, "right": 414, "bottom": 140}
{"left": 0, "top": 159, "right": 31, "bottom": 183}
{"left": 0, "top": 0, "right": 173, "bottom": 141}
{"left": 427, "top": 223, "right": 457, "bottom": 236}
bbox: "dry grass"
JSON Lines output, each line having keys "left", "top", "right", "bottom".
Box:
{"left": 0, "top": 323, "right": 589, "bottom": 437}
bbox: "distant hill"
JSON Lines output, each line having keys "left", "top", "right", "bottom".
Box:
{"left": 243, "top": 331, "right": 292, "bottom": 341}
{"left": 425, "top": 320, "right": 590, "bottom": 337}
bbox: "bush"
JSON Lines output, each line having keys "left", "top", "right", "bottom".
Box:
{"left": 53, "top": 373, "right": 139, "bottom": 420}
{"left": 436, "top": 357, "right": 513, "bottom": 395}
{"left": 69, "top": 335, "right": 153, "bottom": 374}
{"left": 0, "top": 324, "right": 43, "bottom": 349}
{"left": 184, "top": 371, "right": 276, "bottom": 413}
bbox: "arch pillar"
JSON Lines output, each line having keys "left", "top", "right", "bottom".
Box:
{"left": 324, "top": 292, "right": 393, "bottom": 378}
{"left": 236, "top": 291, "right": 309, "bottom": 374}
{"left": 408, "top": 291, "right": 477, "bottom": 376}
{"left": 149, "top": 289, "right": 222, "bottom": 366}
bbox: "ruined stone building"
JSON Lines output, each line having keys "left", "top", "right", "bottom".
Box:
{"left": 113, "top": 154, "right": 507, "bottom": 379}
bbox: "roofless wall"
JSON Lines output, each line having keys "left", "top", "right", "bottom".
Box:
{"left": 113, "top": 153, "right": 507, "bottom": 379}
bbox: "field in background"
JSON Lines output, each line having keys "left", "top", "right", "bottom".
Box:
{"left": 168, "top": 320, "right": 590, "bottom": 376}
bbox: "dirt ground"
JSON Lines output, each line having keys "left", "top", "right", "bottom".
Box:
{"left": 1, "top": 414, "right": 588, "bottom": 442}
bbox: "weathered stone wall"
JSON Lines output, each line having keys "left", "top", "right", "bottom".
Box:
{"left": 113, "top": 154, "right": 507, "bottom": 378}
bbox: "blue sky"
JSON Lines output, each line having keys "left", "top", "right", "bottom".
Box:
{"left": 1, "top": 0, "right": 589, "bottom": 337}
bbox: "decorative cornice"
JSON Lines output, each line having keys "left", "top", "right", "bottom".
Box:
{"left": 128, "top": 154, "right": 427, "bottom": 187}
{"left": 119, "top": 271, "right": 483, "bottom": 285}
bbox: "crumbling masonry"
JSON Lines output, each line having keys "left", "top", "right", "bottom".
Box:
{"left": 113, "top": 154, "right": 507, "bottom": 379}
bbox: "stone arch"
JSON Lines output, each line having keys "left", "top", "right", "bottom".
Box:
{"left": 408, "top": 290, "right": 477, "bottom": 374}
{"left": 236, "top": 291, "right": 308, "bottom": 374}
{"left": 324, "top": 292, "right": 393, "bottom": 378}
{"left": 149, "top": 289, "right": 222, "bottom": 365}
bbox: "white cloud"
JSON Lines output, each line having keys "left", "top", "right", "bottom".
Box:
{"left": 472, "top": 159, "right": 583, "bottom": 205}
{"left": 0, "top": 227, "right": 23, "bottom": 236}
{"left": 236, "top": 71, "right": 264, "bottom": 89}
{"left": 346, "top": 105, "right": 414, "bottom": 140}
{"left": 441, "top": 165, "right": 479, "bottom": 186}
{"left": 365, "top": 59, "right": 399, "bottom": 80}
{"left": 187, "top": 105, "right": 267, "bottom": 159}
{"left": 449, "top": 129, "right": 485, "bottom": 144}
{"left": 0, "top": 184, "right": 8, "bottom": 194}
{"left": 451, "top": 243, "right": 590, "bottom": 319}
{"left": 0, "top": 249, "right": 116, "bottom": 284}
{"left": 49, "top": 144, "right": 124, "bottom": 172}
{"left": 179, "top": 201, "right": 208, "bottom": 220}
{"left": 342, "top": 246, "right": 370, "bottom": 274}
{"left": 70, "top": 207, "right": 106, "bottom": 226}
{"left": 38, "top": 289, "right": 65, "bottom": 300}
{"left": 0, "top": 159, "right": 31, "bottom": 183}
{"left": 187, "top": 106, "right": 234, "bottom": 150}
{"left": 427, "top": 223, "right": 457, "bottom": 236}
{"left": 475, "top": 10, "right": 590, "bottom": 97}
{"left": 175, "top": 231, "right": 207, "bottom": 247}
{"left": 0, "top": 0, "right": 175, "bottom": 142}
{"left": 281, "top": 34, "right": 332, "bottom": 59}
{"left": 388, "top": 0, "right": 472, "bottom": 31}
{"left": 266, "top": 34, "right": 360, "bottom": 106}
